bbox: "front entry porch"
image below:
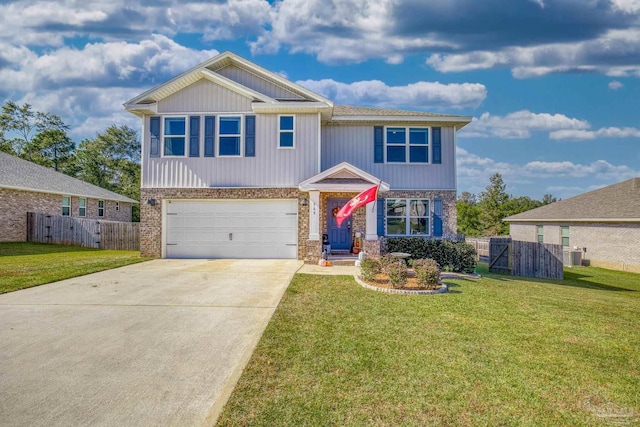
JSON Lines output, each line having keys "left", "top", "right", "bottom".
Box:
{"left": 298, "top": 162, "right": 390, "bottom": 263}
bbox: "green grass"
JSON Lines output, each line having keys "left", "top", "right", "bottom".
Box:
{"left": 0, "top": 242, "right": 149, "bottom": 294}
{"left": 218, "top": 265, "right": 640, "bottom": 426}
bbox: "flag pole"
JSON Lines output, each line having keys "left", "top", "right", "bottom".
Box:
{"left": 371, "top": 179, "right": 382, "bottom": 213}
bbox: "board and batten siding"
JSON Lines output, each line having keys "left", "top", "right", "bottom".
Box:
{"left": 216, "top": 65, "right": 305, "bottom": 100}
{"left": 157, "top": 79, "right": 254, "bottom": 113}
{"left": 142, "top": 113, "right": 320, "bottom": 188}
{"left": 321, "top": 125, "right": 456, "bottom": 190}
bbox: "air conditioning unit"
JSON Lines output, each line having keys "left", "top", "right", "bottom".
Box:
{"left": 563, "top": 250, "right": 582, "bottom": 267}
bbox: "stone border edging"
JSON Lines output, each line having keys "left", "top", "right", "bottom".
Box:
{"left": 440, "top": 272, "right": 482, "bottom": 279}
{"left": 353, "top": 275, "right": 449, "bottom": 295}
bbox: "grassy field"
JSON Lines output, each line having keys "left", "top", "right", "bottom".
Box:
{"left": 0, "top": 242, "right": 149, "bottom": 294}
{"left": 218, "top": 264, "right": 640, "bottom": 426}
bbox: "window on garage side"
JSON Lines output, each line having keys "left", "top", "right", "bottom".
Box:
{"left": 62, "top": 196, "right": 71, "bottom": 216}
{"left": 561, "top": 226, "right": 570, "bottom": 247}
{"left": 536, "top": 225, "right": 543, "bottom": 243}
{"left": 279, "top": 115, "right": 295, "bottom": 148}
{"left": 98, "top": 200, "right": 104, "bottom": 217}
{"left": 219, "top": 116, "right": 242, "bottom": 156}
{"left": 163, "top": 117, "right": 186, "bottom": 156}
{"left": 79, "top": 198, "right": 86, "bottom": 217}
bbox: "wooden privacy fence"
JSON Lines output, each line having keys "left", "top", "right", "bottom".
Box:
{"left": 465, "top": 237, "right": 490, "bottom": 260}
{"left": 27, "top": 212, "right": 139, "bottom": 251}
{"left": 489, "top": 237, "right": 563, "bottom": 280}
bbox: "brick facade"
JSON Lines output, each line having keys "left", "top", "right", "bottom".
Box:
{"left": 0, "top": 188, "right": 133, "bottom": 242}
{"left": 140, "top": 187, "right": 306, "bottom": 259}
{"left": 141, "top": 188, "right": 458, "bottom": 261}
{"left": 510, "top": 222, "right": 640, "bottom": 273}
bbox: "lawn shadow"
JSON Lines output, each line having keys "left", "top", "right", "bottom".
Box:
{"left": 483, "top": 269, "right": 637, "bottom": 292}
{"left": 0, "top": 242, "right": 98, "bottom": 257}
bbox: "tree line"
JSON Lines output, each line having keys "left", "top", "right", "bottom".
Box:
{"left": 0, "top": 101, "right": 141, "bottom": 221}
{"left": 457, "top": 173, "right": 558, "bottom": 237}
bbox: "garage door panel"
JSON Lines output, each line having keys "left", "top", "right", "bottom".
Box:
{"left": 165, "top": 199, "right": 298, "bottom": 259}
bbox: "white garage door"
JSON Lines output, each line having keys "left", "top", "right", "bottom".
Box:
{"left": 165, "top": 199, "right": 298, "bottom": 259}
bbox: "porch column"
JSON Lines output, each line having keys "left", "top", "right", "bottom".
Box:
{"left": 365, "top": 200, "right": 378, "bottom": 240}
{"left": 308, "top": 190, "right": 320, "bottom": 240}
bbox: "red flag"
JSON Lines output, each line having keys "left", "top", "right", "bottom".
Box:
{"left": 336, "top": 185, "right": 379, "bottom": 227}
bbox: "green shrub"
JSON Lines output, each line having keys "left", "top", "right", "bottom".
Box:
{"left": 379, "top": 254, "right": 399, "bottom": 275}
{"left": 387, "top": 261, "right": 407, "bottom": 288}
{"left": 411, "top": 258, "right": 441, "bottom": 289}
{"left": 360, "top": 258, "right": 381, "bottom": 282}
{"left": 386, "top": 238, "right": 477, "bottom": 274}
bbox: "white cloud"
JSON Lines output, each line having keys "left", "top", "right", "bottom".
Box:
{"left": 296, "top": 79, "right": 487, "bottom": 109}
{"left": 550, "top": 127, "right": 640, "bottom": 140}
{"left": 460, "top": 110, "right": 590, "bottom": 139}
{"left": 456, "top": 147, "right": 639, "bottom": 197}
{"left": 426, "top": 29, "right": 640, "bottom": 78}
{"left": 610, "top": 0, "right": 640, "bottom": 13}
{"left": 609, "top": 80, "right": 624, "bottom": 90}
{"left": 0, "top": 35, "right": 218, "bottom": 93}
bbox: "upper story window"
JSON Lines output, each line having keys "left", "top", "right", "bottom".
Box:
{"left": 536, "top": 225, "right": 543, "bottom": 243}
{"left": 386, "top": 199, "right": 430, "bottom": 236}
{"left": 386, "top": 127, "right": 429, "bottom": 163}
{"left": 62, "top": 196, "right": 71, "bottom": 216}
{"left": 98, "top": 200, "right": 104, "bottom": 217}
{"left": 279, "top": 115, "right": 295, "bottom": 148}
{"left": 79, "top": 198, "right": 86, "bottom": 217}
{"left": 561, "top": 226, "right": 570, "bottom": 247}
{"left": 163, "top": 117, "right": 186, "bottom": 156}
{"left": 219, "top": 116, "right": 242, "bottom": 156}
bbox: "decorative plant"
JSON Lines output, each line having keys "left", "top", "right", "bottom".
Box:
{"left": 412, "top": 258, "right": 441, "bottom": 289}
{"left": 386, "top": 261, "right": 407, "bottom": 289}
{"left": 360, "top": 258, "right": 381, "bottom": 282}
{"left": 379, "top": 254, "right": 399, "bottom": 275}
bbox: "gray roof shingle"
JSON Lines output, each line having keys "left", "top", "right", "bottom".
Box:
{"left": 333, "top": 105, "right": 456, "bottom": 117}
{"left": 0, "top": 152, "right": 138, "bottom": 203}
{"left": 505, "top": 178, "right": 640, "bottom": 222}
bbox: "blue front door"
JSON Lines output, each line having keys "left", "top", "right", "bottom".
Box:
{"left": 327, "top": 198, "right": 352, "bottom": 251}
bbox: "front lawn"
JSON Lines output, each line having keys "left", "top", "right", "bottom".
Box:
{"left": 218, "top": 265, "right": 640, "bottom": 426}
{"left": 0, "top": 242, "right": 149, "bottom": 294}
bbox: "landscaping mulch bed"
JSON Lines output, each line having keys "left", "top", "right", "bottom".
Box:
{"left": 364, "top": 272, "right": 444, "bottom": 291}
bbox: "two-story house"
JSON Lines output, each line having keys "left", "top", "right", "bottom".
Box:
{"left": 125, "top": 51, "right": 471, "bottom": 261}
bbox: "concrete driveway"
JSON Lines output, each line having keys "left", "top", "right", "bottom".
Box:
{"left": 0, "top": 259, "right": 302, "bottom": 427}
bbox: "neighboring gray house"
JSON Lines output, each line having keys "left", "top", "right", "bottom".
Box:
{"left": 125, "top": 51, "right": 471, "bottom": 261}
{"left": 506, "top": 178, "right": 640, "bottom": 273}
{"left": 0, "top": 152, "right": 137, "bottom": 243}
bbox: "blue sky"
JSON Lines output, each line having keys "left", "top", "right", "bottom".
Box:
{"left": 1, "top": 0, "right": 638, "bottom": 199}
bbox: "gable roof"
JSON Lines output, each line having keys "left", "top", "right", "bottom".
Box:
{"left": 0, "top": 152, "right": 138, "bottom": 203}
{"left": 330, "top": 105, "right": 472, "bottom": 129}
{"left": 505, "top": 178, "right": 640, "bottom": 223}
{"left": 299, "top": 162, "right": 390, "bottom": 192}
{"left": 124, "top": 51, "right": 333, "bottom": 116}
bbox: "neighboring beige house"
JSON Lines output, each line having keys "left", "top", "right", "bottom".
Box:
{"left": 0, "top": 151, "right": 138, "bottom": 243}
{"left": 505, "top": 178, "right": 640, "bottom": 273}
{"left": 124, "top": 51, "right": 471, "bottom": 261}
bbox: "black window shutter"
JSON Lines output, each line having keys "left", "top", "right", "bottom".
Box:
{"left": 245, "top": 115, "right": 256, "bottom": 157}
{"left": 374, "top": 126, "right": 384, "bottom": 163}
{"left": 189, "top": 116, "right": 200, "bottom": 157}
{"left": 433, "top": 198, "right": 443, "bottom": 237}
{"left": 149, "top": 116, "right": 160, "bottom": 158}
{"left": 432, "top": 127, "right": 442, "bottom": 164}
{"left": 377, "top": 198, "right": 385, "bottom": 236}
{"left": 204, "top": 116, "right": 215, "bottom": 157}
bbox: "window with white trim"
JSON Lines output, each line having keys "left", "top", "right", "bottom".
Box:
{"left": 62, "top": 196, "right": 71, "bottom": 216}
{"left": 385, "top": 127, "right": 429, "bottom": 163}
{"left": 386, "top": 199, "right": 430, "bottom": 236}
{"left": 163, "top": 117, "right": 186, "bottom": 156}
{"left": 278, "top": 115, "right": 295, "bottom": 148}
{"left": 79, "top": 198, "right": 86, "bottom": 217}
{"left": 115, "top": 202, "right": 120, "bottom": 211}
{"left": 98, "top": 200, "right": 104, "bottom": 217}
{"left": 218, "top": 116, "right": 242, "bottom": 156}
{"left": 536, "top": 225, "right": 543, "bottom": 243}
{"left": 561, "top": 226, "right": 570, "bottom": 247}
